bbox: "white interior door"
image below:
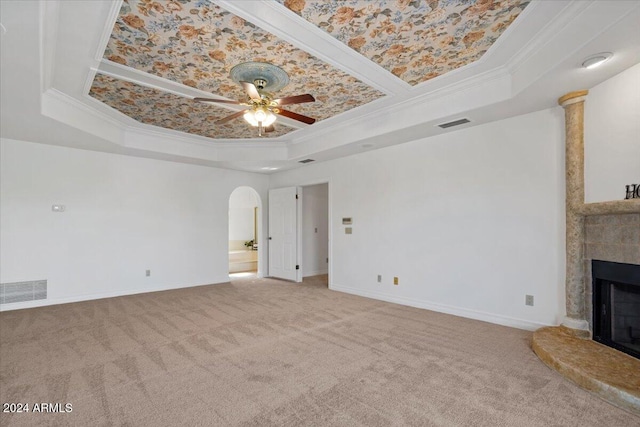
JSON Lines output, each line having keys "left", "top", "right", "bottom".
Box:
{"left": 268, "top": 187, "right": 299, "bottom": 281}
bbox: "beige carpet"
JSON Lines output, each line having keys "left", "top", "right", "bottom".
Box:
{"left": 1, "top": 275, "right": 637, "bottom": 426}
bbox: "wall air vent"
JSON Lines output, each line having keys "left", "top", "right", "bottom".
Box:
{"left": 437, "top": 118, "right": 471, "bottom": 129}
{"left": 299, "top": 159, "right": 315, "bottom": 164}
{"left": 1, "top": 280, "right": 47, "bottom": 305}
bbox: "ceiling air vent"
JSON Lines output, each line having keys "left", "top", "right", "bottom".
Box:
{"left": 299, "top": 159, "right": 315, "bottom": 164}
{"left": 437, "top": 118, "right": 470, "bottom": 129}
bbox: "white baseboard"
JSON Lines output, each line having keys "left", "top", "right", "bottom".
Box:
{"left": 329, "top": 283, "right": 551, "bottom": 331}
{"left": 303, "top": 269, "right": 328, "bottom": 278}
{"left": 0, "top": 275, "right": 231, "bottom": 312}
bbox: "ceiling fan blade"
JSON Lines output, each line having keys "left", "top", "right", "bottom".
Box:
{"left": 276, "top": 108, "right": 316, "bottom": 125}
{"left": 272, "top": 94, "right": 315, "bottom": 106}
{"left": 241, "top": 81, "right": 261, "bottom": 100}
{"left": 194, "top": 97, "right": 241, "bottom": 105}
{"left": 216, "top": 109, "right": 246, "bottom": 124}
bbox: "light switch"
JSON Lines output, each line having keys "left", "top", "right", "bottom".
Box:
{"left": 345, "top": 227, "right": 352, "bottom": 234}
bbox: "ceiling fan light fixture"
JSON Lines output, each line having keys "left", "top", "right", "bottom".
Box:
{"left": 243, "top": 108, "right": 276, "bottom": 127}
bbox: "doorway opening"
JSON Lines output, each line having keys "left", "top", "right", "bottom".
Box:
{"left": 229, "top": 186, "right": 262, "bottom": 276}
{"left": 267, "top": 182, "right": 330, "bottom": 286}
{"left": 300, "top": 183, "right": 329, "bottom": 286}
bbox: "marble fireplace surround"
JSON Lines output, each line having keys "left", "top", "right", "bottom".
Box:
{"left": 532, "top": 90, "right": 640, "bottom": 415}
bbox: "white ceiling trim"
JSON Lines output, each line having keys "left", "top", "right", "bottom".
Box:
{"left": 289, "top": 66, "right": 512, "bottom": 147}
{"left": 123, "top": 127, "right": 289, "bottom": 159}
{"left": 42, "top": 88, "right": 290, "bottom": 161}
{"left": 42, "top": 88, "right": 125, "bottom": 144}
{"left": 39, "top": 0, "right": 60, "bottom": 93}
{"left": 94, "top": 0, "right": 123, "bottom": 63}
{"left": 506, "top": 0, "right": 585, "bottom": 75}
{"left": 97, "top": 60, "right": 238, "bottom": 103}
{"left": 287, "top": 72, "right": 513, "bottom": 160}
{"left": 510, "top": 0, "right": 640, "bottom": 96}
{"left": 215, "top": 0, "right": 410, "bottom": 96}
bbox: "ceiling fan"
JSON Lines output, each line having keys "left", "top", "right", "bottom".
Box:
{"left": 194, "top": 62, "right": 316, "bottom": 136}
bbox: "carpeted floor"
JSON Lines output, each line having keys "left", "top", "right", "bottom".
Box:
{"left": 1, "top": 275, "right": 637, "bottom": 426}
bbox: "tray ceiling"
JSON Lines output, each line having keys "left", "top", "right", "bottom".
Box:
{"left": 89, "top": 0, "right": 529, "bottom": 141}
{"left": 5, "top": 0, "right": 639, "bottom": 172}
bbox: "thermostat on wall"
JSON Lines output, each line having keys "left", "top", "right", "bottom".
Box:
{"left": 342, "top": 217, "right": 352, "bottom": 225}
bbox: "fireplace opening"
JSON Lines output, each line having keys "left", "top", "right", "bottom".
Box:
{"left": 592, "top": 260, "right": 640, "bottom": 359}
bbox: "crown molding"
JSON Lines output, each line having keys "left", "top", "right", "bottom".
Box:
{"left": 39, "top": 0, "right": 60, "bottom": 93}
{"left": 290, "top": 66, "right": 512, "bottom": 146}
{"left": 96, "top": 60, "right": 234, "bottom": 101}
{"left": 81, "top": 90, "right": 145, "bottom": 128}
{"left": 124, "top": 123, "right": 288, "bottom": 150}
{"left": 42, "top": 88, "right": 289, "bottom": 162}
{"left": 95, "top": 0, "right": 123, "bottom": 62}
{"left": 47, "top": 88, "right": 292, "bottom": 151}
{"left": 507, "top": 0, "right": 586, "bottom": 75}
{"left": 509, "top": 0, "right": 640, "bottom": 96}
{"left": 42, "top": 88, "right": 125, "bottom": 144}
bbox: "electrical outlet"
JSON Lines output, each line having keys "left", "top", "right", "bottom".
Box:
{"left": 393, "top": 277, "right": 399, "bottom": 285}
{"left": 377, "top": 275, "right": 382, "bottom": 283}
{"left": 146, "top": 270, "right": 151, "bottom": 277}
{"left": 526, "top": 295, "right": 534, "bottom": 306}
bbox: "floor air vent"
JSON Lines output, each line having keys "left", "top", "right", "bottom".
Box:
{"left": 299, "top": 159, "right": 315, "bottom": 164}
{"left": 0, "top": 280, "right": 47, "bottom": 305}
{"left": 437, "top": 118, "right": 470, "bottom": 129}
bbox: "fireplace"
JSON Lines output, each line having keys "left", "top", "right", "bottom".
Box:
{"left": 592, "top": 260, "right": 640, "bottom": 359}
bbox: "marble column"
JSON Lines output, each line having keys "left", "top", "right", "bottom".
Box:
{"left": 558, "top": 90, "right": 590, "bottom": 333}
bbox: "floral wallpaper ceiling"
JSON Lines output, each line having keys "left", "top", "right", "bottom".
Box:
{"left": 90, "top": 0, "right": 530, "bottom": 140}
{"left": 89, "top": 74, "right": 294, "bottom": 139}
{"left": 278, "top": 0, "right": 531, "bottom": 85}
{"left": 90, "top": 0, "right": 384, "bottom": 140}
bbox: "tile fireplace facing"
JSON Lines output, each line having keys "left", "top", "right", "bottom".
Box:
{"left": 585, "top": 213, "right": 640, "bottom": 331}
{"left": 592, "top": 260, "right": 640, "bottom": 360}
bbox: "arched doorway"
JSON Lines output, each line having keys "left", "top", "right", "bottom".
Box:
{"left": 228, "top": 186, "right": 262, "bottom": 277}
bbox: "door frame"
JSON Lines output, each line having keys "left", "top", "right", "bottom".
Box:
{"left": 296, "top": 179, "right": 332, "bottom": 285}
{"left": 228, "top": 186, "right": 263, "bottom": 277}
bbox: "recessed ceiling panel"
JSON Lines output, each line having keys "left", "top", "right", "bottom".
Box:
{"left": 89, "top": 74, "right": 294, "bottom": 139}
{"left": 92, "top": 0, "right": 384, "bottom": 138}
{"left": 278, "top": 0, "right": 530, "bottom": 85}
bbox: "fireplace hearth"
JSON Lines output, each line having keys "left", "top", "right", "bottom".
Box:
{"left": 592, "top": 260, "right": 640, "bottom": 360}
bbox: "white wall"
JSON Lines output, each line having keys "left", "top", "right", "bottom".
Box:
{"left": 229, "top": 187, "right": 258, "bottom": 242}
{"left": 0, "top": 138, "right": 269, "bottom": 309}
{"left": 301, "top": 184, "right": 328, "bottom": 277}
{"left": 585, "top": 63, "right": 640, "bottom": 203}
{"left": 270, "top": 108, "right": 566, "bottom": 330}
